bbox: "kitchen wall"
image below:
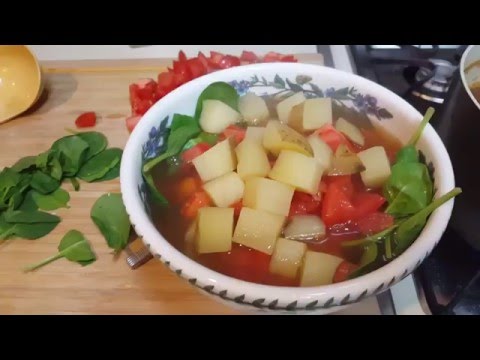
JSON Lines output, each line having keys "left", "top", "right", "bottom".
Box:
{"left": 28, "top": 45, "right": 319, "bottom": 61}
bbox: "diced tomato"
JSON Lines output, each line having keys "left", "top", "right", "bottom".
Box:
{"left": 280, "top": 55, "right": 298, "bottom": 62}
{"left": 129, "top": 79, "right": 158, "bottom": 116}
{"left": 263, "top": 51, "right": 282, "bottom": 62}
{"left": 178, "top": 50, "right": 187, "bottom": 63}
{"left": 240, "top": 50, "right": 258, "bottom": 63}
{"left": 157, "top": 72, "right": 176, "bottom": 92}
{"left": 289, "top": 191, "right": 322, "bottom": 217}
{"left": 208, "top": 51, "right": 225, "bottom": 69}
{"left": 223, "top": 125, "right": 246, "bottom": 144}
{"left": 186, "top": 58, "right": 208, "bottom": 79}
{"left": 75, "top": 112, "right": 96, "bottom": 128}
{"left": 218, "top": 55, "right": 241, "bottom": 69}
{"left": 220, "top": 245, "right": 271, "bottom": 283}
{"left": 172, "top": 60, "right": 191, "bottom": 86}
{"left": 125, "top": 115, "right": 141, "bottom": 133}
{"left": 352, "top": 192, "right": 386, "bottom": 219}
{"left": 231, "top": 200, "right": 243, "bottom": 217}
{"left": 197, "top": 52, "right": 210, "bottom": 69}
{"left": 333, "top": 261, "right": 359, "bottom": 283}
{"left": 181, "top": 143, "right": 212, "bottom": 163}
{"left": 181, "top": 191, "right": 211, "bottom": 218}
{"left": 357, "top": 212, "right": 394, "bottom": 236}
{"left": 321, "top": 178, "right": 356, "bottom": 226}
{"left": 315, "top": 124, "right": 355, "bottom": 152}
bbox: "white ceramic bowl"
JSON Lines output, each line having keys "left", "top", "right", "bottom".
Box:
{"left": 120, "top": 63, "right": 456, "bottom": 314}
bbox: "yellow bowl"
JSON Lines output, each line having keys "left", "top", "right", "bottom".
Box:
{"left": 0, "top": 45, "right": 43, "bottom": 123}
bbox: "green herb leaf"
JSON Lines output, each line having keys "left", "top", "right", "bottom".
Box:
{"left": 30, "top": 171, "right": 60, "bottom": 194}
{"left": 183, "top": 132, "right": 219, "bottom": 151}
{"left": 18, "top": 190, "right": 38, "bottom": 211}
{"left": 75, "top": 132, "right": 108, "bottom": 160}
{"left": 194, "top": 82, "right": 239, "bottom": 120}
{"left": 77, "top": 148, "right": 123, "bottom": 182}
{"left": 31, "top": 188, "right": 70, "bottom": 210}
{"left": 393, "top": 188, "right": 462, "bottom": 255}
{"left": 91, "top": 193, "right": 131, "bottom": 251}
{"left": 408, "top": 107, "right": 435, "bottom": 147}
{"left": 91, "top": 162, "right": 120, "bottom": 182}
{"left": 384, "top": 162, "right": 433, "bottom": 217}
{"left": 11, "top": 156, "right": 37, "bottom": 173}
{"left": 51, "top": 135, "right": 90, "bottom": 177}
{"left": 143, "top": 171, "right": 169, "bottom": 205}
{"left": 4, "top": 210, "right": 61, "bottom": 224}
{"left": 342, "top": 225, "right": 398, "bottom": 248}
{"left": 23, "top": 230, "right": 96, "bottom": 272}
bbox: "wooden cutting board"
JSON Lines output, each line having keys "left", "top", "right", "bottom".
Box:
{"left": 0, "top": 54, "right": 324, "bottom": 315}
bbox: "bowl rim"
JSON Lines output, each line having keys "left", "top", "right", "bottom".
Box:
{"left": 120, "top": 62, "right": 456, "bottom": 307}
{"left": 460, "top": 45, "right": 480, "bottom": 112}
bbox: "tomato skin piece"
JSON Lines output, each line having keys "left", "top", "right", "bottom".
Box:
{"left": 356, "top": 212, "right": 394, "bottom": 236}
{"left": 315, "top": 124, "right": 356, "bottom": 152}
{"left": 75, "top": 112, "right": 97, "bottom": 128}
{"left": 333, "top": 261, "right": 359, "bottom": 283}
{"left": 181, "top": 143, "right": 212, "bottom": 163}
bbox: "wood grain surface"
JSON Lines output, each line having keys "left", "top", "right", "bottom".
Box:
{"left": 0, "top": 55, "right": 324, "bottom": 315}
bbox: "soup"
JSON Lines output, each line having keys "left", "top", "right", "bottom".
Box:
{"left": 143, "top": 81, "right": 455, "bottom": 287}
{"left": 465, "top": 60, "right": 480, "bottom": 103}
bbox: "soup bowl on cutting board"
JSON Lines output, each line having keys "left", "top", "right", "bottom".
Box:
{"left": 120, "top": 63, "right": 458, "bottom": 314}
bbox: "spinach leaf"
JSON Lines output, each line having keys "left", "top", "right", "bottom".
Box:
{"left": 91, "top": 161, "right": 120, "bottom": 182}
{"left": 77, "top": 148, "right": 123, "bottom": 182}
{"left": 32, "top": 188, "right": 70, "bottom": 210}
{"left": 30, "top": 171, "right": 60, "bottom": 194}
{"left": 36, "top": 150, "right": 63, "bottom": 181}
{"left": 143, "top": 114, "right": 200, "bottom": 173}
{"left": 11, "top": 156, "right": 37, "bottom": 173}
{"left": 51, "top": 135, "right": 89, "bottom": 176}
{"left": 342, "top": 225, "right": 398, "bottom": 248}
{"left": 23, "top": 230, "right": 96, "bottom": 272}
{"left": 393, "top": 188, "right": 462, "bottom": 256}
{"left": 75, "top": 132, "right": 108, "bottom": 160}
{"left": 4, "top": 210, "right": 61, "bottom": 224}
{"left": 384, "top": 162, "right": 433, "bottom": 216}
{"left": 194, "top": 82, "right": 239, "bottom": 120}
{"left": 144, "top": 171, "right": 168, "bottom": 206}
{"left": 91, "top": 193, "right": 131, "bottom": 251}
{"left": 18, "top": 190, "right": 38, "bottom": 211}
{"left": 0, "top": 168, "right": 21, "bottom": 195}
{"left": 348, "top": 243, "right": 379, "bottom": 279}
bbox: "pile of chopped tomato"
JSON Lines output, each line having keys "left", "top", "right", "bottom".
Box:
{"left": 126, "top": 50, "right": 297, "bottom": 133}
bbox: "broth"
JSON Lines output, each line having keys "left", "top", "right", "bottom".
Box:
{"left": 148, "top": 93, "right": 403, "bottom": 287}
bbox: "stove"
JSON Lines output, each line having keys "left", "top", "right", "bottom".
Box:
{"left": 349, "top": 45, "right": 479, "bottom": 315}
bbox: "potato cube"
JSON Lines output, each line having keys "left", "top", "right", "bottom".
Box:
{"left": 300, "top": 251, "right": 343, "bottom": 286}
{"left": 263, "top": 120, "right": 312, "bottom": 157}
{"left": 233, "top": 208, "right": 285, "bottom": 255}
{"left": 277, "top": 92, "right": 306, "bottom": 124}
{"left": 238, "top": 93, "right": 270, "bottom": 126}
{"left": 302, "top": 98, "right": 333, "bottom": 130}
{"left": 192, "top": 138, "right": 237, "bottom": 182}
{"left": 245, "top": 127, "right": 266, "bottom": 144}
{"left": 199, "top": 99, "right": 241, "bottom": 134}
{"left": 269, "top": 238, "right": 307, "bottom": 279}
{"left": 335, "top": 118, "right": 365, "bottom": 146}
{"left": 357, "top": 146, "right": 391, "bottom": 188}
{"left": 203, "top": 172, "right": 244, "bottom": 208}
{"left": 243, "top": 177, "right": 294, "bottom": 216}
{"left": 269, "top": 150, "right": 323, "bottom": 194}
{"left": 196, "top": 207, "right": 234, "bottom": 254}
{"left": 235, "top": 140, "right": 271, "bottom": 179}
{"left": 307, "top": 135, "right": 333, "bottom": 171}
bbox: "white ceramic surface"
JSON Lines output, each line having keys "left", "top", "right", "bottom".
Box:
{"left": 461, "top": 45, "right": 480, "bottom": 111}
{"left": 120, "top": 63, "right": 456, "bottom": 314}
